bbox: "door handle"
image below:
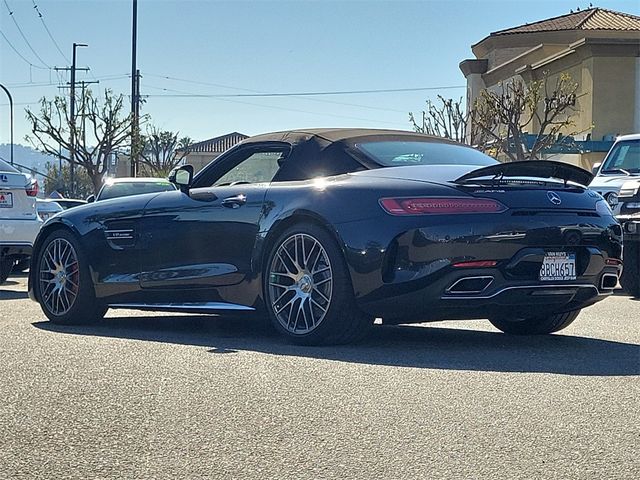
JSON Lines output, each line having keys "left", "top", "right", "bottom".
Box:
{"left": 221, "top": 194, "right": 247, "bottom": 208}
{"left": 190, "top": 191, "right": 217, "bottom": 202}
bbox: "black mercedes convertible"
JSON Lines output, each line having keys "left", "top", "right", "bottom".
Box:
{"left": 29, "top": 129, "right": 622, "bottom": 344}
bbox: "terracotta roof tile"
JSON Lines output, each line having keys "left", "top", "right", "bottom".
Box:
{"left": 492, "top": 8, "right": 640, "bottom": 35}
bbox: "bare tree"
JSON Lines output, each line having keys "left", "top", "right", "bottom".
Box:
{"left": 409, "top": 96, "right": 467, "bottom": 142}
{"left": 137, "top": 126, "right": 193, "bottom": 177}
{"left": 25, "top": 89, "right": 136, "bottom": 193}
{"left": 471, "top": 72, "right": 582, "bottom": 161}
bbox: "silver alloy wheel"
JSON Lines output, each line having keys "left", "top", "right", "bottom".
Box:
{"left": 268, "top": 233, "right": 333, "bottom": 334}
{"left": 39, "top": 238, "right": 80, "bottom": 316}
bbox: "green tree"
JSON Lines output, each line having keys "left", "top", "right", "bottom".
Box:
{"left": 409, "top": 96, "right": 467, "bottom": 143}
{"left": 25, "top": 88, "right": 139, "bottom": 194}
{"left": 471, "top": 72, "right": 582, "bottom": 161}
{"left": 43, "top": 162, "right": 94, "bottom": 199}
{"left": 136, "top": 126, "right": 193, "bottom": 177}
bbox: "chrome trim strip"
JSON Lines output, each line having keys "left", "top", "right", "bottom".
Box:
{"left": 446, "top": 276, "right": 494, "bottom": 294}
{"left": 441, "top": 283, "right": 599, "bottom": 300}
{"left": 108, "top": 302, "right": 255, "bottom": 312}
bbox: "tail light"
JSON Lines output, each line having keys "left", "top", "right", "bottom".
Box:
{"left": 379, "top": 197, "right": 507, "bottom": 215}
{"left": 25, "top": 179, "right": 39, "bottom": 197}
{"left": 452, "top": 260, "right": 498, "bottom": 268}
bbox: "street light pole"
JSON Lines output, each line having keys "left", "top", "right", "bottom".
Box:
{"left": 130, "top": 0, "right": 138, "bottom": 177}
{"left": 0, "top": 83, "right": 14, "bottom": 166}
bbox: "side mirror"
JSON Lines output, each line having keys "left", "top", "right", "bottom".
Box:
{"left": 86, "top": 194, "right": 95, "bottom": 203}
{"left": 591, "top": 162, "right": 602, "bottom": 176}
{"left": 169, "top": 164, "right": 194, "bottom": 192}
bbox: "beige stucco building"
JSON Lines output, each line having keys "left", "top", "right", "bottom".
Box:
{"left": 179, "top": 132, "right": 248, "bottom": 174}
{"left": 460, "top": 8, "right": 640, "bottom": 167}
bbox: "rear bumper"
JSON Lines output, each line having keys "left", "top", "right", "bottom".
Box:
{"left": 358, "top": 270, "right": 617, "bottom": 322}
{"left": 336, "top": 212, "right": 622, "bottom": 322}
{"left": 0, "top": 218, "right": 41, "bottom": 246}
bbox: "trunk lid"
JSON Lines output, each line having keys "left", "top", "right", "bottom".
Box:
{"left": 0, "top": 172, "right": 37, "bottom": 220}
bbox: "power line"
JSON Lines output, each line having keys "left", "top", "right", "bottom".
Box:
{"left": 3, "top": 0, "right": 51, "bottom": 68}
{"left": 145, "top": 72, "right": 408, "bottom": 114}
{"left": 143, "top": 84, "right": 409, "bottom": 128}
{"left": 5, "top": 74, "right": 129, "bottom": 89}
{"left": 30, "top": 0, "right": 69, "bottom": 63}
{"left": 143, "top": 73, "right": 465, "bottom": 97}
{"left": 0, "top": 28, "right": 49, "bottom": 71}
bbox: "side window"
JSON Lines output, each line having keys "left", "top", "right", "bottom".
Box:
{"left": 214, "top": 150, "right": 287, "bottom": 186}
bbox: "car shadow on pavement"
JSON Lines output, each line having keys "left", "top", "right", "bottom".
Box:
{"left": 32, "top": 314, "right": 639, "bottom": 376}
{"left": 0, "top": 288, "right": 29, "bottom": 300}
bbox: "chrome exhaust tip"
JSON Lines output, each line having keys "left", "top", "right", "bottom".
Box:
{"left": 446, "top": 276, "right": 494, "bottom": 294}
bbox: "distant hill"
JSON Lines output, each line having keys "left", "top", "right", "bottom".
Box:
{"left": 0, "top": 143, "right": 58, "bottom": 179}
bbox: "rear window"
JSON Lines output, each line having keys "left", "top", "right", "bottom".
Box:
{"left": 356, "top": 141, "right": 496, "bottom": 167}
{"left": 99, "top": 181, "right": 176, "bottom": 201}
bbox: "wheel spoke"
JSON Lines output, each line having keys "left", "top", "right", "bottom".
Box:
{"left": 298, "top": 298, "right": 308, "bottom": 330}
{"left": 312, "top": 286, "right": 330, "bottom": 304}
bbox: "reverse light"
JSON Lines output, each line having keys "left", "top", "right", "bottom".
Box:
{"left": 379, "top": 197, "right": 507, "bottom": 215}
{"left": 25, "top": 179, "right": 39, "bottom": 197}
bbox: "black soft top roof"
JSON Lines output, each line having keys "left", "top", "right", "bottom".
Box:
{"left": 237, "top": 128, "right": 456, "bottom": 147}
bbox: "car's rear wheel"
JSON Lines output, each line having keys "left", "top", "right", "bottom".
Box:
{"left": 0, "top": 256, "right": 14, "bottom": 284}
{"left": 489, "top": 309, "right": 581, "bottom": 335}
{"left": 36, "top": 229, "right": 107, "bottom": 324}
{"left": 265, "top": 224, "right": 373, "bottom": 345}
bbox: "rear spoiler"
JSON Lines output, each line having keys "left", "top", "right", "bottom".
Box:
{"left": 454, "top": 160, "right": 594, "bottom": 187}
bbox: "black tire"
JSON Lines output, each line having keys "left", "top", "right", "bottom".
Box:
{"left": 12, "top": 257, "right": 30, "bottom": 273}
{"left": 34, "top": 229, "right": 108, "bottom": 324}
{"left": 489, "top": 309, "right": 581, "bottom": 335}
{"left": 264, "top": 223, "right": 373, "bottom": 345}
{"left": 620, "top": 243, "right": 640, "bottom": 297}
{"left": 0, "top": 256, "right": 14, "bottom": 284}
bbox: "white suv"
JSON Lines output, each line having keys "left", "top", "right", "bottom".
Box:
{"left": 0, "top": 159, "right": 42, "bottom": 284}
{"left": 589, "top": 133, "right": 640, "bottom": 210}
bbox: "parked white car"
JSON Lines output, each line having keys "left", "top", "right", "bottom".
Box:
{"left": 589, "top": 133, "right": 640, "bottom": 210}
{"left": 36, "top": 199, "right": 64, "bottom": 222}
{"left": 0, "top": 159, "right": 42, "bottom": 283}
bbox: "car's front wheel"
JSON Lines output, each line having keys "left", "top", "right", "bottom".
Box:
{"left": 489, "top": 310, "right": 581, "bottom": 335}
{"left": 35, "top": 229, "right": 107, "bottom": 324}
{"left": 265, "top": 223, "right": 372, "bottom": 345}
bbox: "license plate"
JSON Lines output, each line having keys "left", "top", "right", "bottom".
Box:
{"left": 0, "top": 192, "right": 13, "bottom": 208}
{"left": 539, "top": 252, "right": 576, "bottom": 281}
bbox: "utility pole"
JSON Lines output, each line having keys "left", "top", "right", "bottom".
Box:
{"left": 130, "top": 0, "right": 139, "bottom": 177}
{"left": 0, "top": 83, "right": 13, "bottom": 165}
{"left": 55, "top": 43, "right": 88, "bottom": 197}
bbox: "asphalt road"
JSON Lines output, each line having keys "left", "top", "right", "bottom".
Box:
{"left": 1, "top": 273, "right": 638, "bottom": 480}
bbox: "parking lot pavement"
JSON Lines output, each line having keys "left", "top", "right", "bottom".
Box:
{"left": 1, "top": 273, "right": 638, "bottom": 480}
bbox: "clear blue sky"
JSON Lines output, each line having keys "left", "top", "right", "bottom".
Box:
{"left": 1, "top": 0, "right": 638, "bottom": 146}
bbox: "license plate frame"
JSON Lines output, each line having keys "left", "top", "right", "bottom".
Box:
{"left": 0, "top": 191, "right": 13, "bottom": 208}
{"left": 539, "top": 252, "right": 576, "bottom": 281}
